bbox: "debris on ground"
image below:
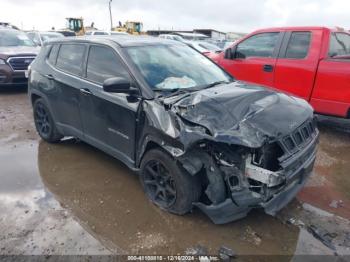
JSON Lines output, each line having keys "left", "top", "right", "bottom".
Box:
{"left": 243, "top": 226, "right": 262, "bottom": 246}
{"left": 329, "top": 200, "right": 344, "bottom": 209}
{"left": 342, "top": 233, "right": 350, "bottom": 248}
{"left": 185, "top": 245, "right": 208, "bottom": 255}
{"left": 287, "top": 217, "right": 305, "bottom": 227}
{"left": 307, "top": 225, "right": 336, "bottom": 251}
{"left": 218, "top": 245, "right": 236, "bottom": 261}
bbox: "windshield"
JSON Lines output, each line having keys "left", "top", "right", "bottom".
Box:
{"left": 0, "top": 30, "right": 36, "bottom": 47}
{"left": 172, "top": 35, "right": 184, "bottom": 41}
{"left": 125, "top": 44, "right": 232, "bottom": 91}
{"left": 197, "top": 42, "right": 222, "bottom": 52}
{"left": 41, "top": 33, "right": 63, "bottom": 41}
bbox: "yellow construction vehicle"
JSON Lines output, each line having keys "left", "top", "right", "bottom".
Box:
{"left": 113, "top": 21, "right": 143, "bottom": 35}
{"left": 65, "top": 17, "right": 85, "bottom": 36}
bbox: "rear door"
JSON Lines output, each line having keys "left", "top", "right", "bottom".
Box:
{"left": 49, "top": 43, "right": 86, "bottom": 137}
{"left": 311, "top": 32, "right": 350, "bottom": 117}
{"left": 220, "top": 32, "right": 283, "bottom": 87}
{"left": 80, "top": 44, "right": 140, "bottom": 165}
{"left": 274, "top": 30, "right": 321, "bottom": 100}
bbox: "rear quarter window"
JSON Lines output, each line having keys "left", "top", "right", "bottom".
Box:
{"left": 56, "top": 44, "right": 85, "bottom": 76}
{"left": 48, "top": 44, "right": 60, "bottom": 65}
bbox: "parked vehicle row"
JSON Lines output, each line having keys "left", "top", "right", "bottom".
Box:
{"left": 0, "top": 28, "right": 39, "bottom": 86}
{"left": 185, "top": 41, "right": 222, "bottom": 57}
{"left": 157, "top": 34, "right": 222, "bottom": 57}
{"left": 212, "top": 26, "right": 350, "bottom": 118}
{"left": 85, "top": 30, "right": 129, "bottom": 36}
{"left": 0, "top": 27, "right": 134, "bottom": 87}
{"left": 28, "top": 36, "right": 318, "bottom": 224}
{"left": 27, "top": 31, "right": 64, "bottom": 46}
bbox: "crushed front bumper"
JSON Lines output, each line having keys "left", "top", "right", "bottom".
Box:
{"left": 195, "top": 134, "right": 318, "bottom": 225}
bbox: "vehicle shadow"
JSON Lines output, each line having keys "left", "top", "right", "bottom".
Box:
{"left": 0, "top": 84, "right": 28, "bottom": 94}
{"left": 316, "top": 114, "right": 350, "bottom": 134}
{"left": 37, "top": 138, "right": 299, "bottom": 257}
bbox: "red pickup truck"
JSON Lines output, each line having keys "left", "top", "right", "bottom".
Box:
{"left": 212, "top": 27, "right": 350, "bottom": 118}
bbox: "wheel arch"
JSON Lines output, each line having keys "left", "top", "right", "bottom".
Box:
{"left": 30, "top": 91, "right": 62, "bottom": 135}
{"left": 31, "top": 93, "right": 41, "bottom": 105}
{"left": 136, "top": 136, "right": 185, "bottom": 169}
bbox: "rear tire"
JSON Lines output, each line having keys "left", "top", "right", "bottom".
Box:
{"left": 140, "top": 148, "right": 201, "bottom": 215}
{"left": 33, "top": 98, "right": 63, "bottom": 143}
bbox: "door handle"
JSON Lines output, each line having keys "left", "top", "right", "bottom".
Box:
{"left": 45, "top": 74, "right": 55, "bottom": 80}
{"left": 263, "top": 64, "right": 274, "bottom": 72}
{"left": 80, "top": 88, "right": 92, "bottom": 95}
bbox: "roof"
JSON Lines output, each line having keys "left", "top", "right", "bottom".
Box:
{"left": 46, "top": 35, "right": 184, "bottom": 47}
{"left": 194, "top": 29, "right": 226, "bottom": 34}
{"left": 252, "top": 26, "right": 331, "bottom": 33}
{"left": 249, "top": 26, "right": 350, "bottom": 35}
{"left": 0, "top": 27, "right": 17, "bottom": 31}
{"left": 175, "top": 32, "right": 209, "bottom": 38}
{"left": 27, "top": 31, "right": 63, "bottom": 34}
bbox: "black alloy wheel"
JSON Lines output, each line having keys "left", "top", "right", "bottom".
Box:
{"left": 143, "top": 160, "right": 177, "bottom": 208}
{"left": 34, "top": 102, "right": 51, "bottom": 138}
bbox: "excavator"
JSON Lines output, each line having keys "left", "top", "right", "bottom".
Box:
{"left": 112, "top": 21, "right": 143, "bottom": 35}
{"left": 65, "top": 17, "right": 85, "bottom": 36}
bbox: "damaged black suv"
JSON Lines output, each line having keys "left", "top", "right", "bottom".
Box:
{"left": 28, "top": 36, "right": 319, "bottom": 224}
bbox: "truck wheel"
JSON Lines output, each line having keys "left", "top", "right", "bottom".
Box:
{"left": 33, "top": 98, "right": 63, "bottom": 143}
{"left": 140, "top": 148, "right": 201, "bottom": 215}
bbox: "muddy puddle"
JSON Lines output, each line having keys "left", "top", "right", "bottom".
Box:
{"left": 0, "top": 142, "right": 111, "bottom": 255}
{"left": 0, "top": 139, "right": 299, "bottom": 257}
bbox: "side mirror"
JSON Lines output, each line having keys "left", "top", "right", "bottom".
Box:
{"left": 33, "top": 39, "right": 41, "bottom": 46}
{"left": 224, "top": 46, "right": 238, "bottom": 59}
{"left": 103, "top": 77, "right": 135, "bottom": 94}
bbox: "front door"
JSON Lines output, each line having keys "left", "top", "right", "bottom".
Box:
{"left": 79, "top": 45, "right": 140, "bottom": 165}
{"left": 220, "top": 32, "right": 283, "bottom": 87}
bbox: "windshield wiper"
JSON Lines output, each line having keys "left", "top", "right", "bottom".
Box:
{"left": 154, "top": 87, "right": 200, "bottom": 99}
{"left": 153, "top": 80, "right": 232, "bottom": 99}
{"left": 202, "top": 80, "right": 232, "bottom": 90}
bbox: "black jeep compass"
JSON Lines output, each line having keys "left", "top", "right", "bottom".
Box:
{"left": 28, "top": 36, "right": 319, "bottom": 224}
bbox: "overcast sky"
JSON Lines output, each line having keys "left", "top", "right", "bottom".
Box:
{"left": 2, "top": 0, "right": 350, "bottom": 33}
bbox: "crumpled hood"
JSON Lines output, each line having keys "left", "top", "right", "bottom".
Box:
{"left": 0, "top": 46, "right": 40, "bottom": 57}
{"left": 164, "top": 81, "right": 313, "bottom": 148}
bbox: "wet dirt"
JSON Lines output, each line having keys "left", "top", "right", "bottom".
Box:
{"left": 298, "top": 124, "right": 350, "bottom": 220}
{"left": 1, "top": 89, "right": 350, "bottom": 257}
{"left": 37, "top": 139, "right": 299, "bottom": 256}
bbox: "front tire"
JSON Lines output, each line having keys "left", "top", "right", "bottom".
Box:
{"left": 33, "top": 98, "right": 63, "bottom": 143}
{"left": 140, "top": 149, "right": 201, "bottom": 215}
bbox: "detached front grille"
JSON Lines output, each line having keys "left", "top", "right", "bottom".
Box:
{"left": 7, "top": 56, "right": 35, "bottom": 71}
{"left": 281, "top": 119, "right": 317, "bottom": 153}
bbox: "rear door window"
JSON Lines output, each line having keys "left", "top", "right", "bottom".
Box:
{"left": 329, "top": 32, "right": 350, "bottom": 57}
{"left": 285, "top": 32, "right": 311, "bottom": 59}
{"left": 86, "top": 45, "right": 130, "bottom": 84}
{"left": 56, "top": 44, "right": 85, "bottom": 76}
